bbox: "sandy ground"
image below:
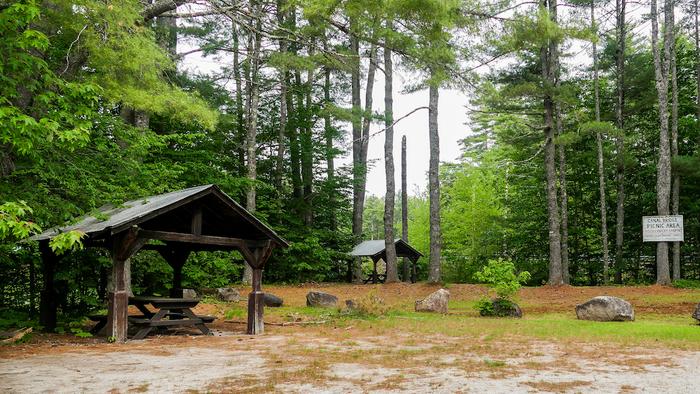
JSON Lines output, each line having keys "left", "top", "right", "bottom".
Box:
{"left": 2, "top": 329, "right": 699, "bottom": 393}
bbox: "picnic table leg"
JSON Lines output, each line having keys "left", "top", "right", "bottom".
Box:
{"left": 182, "top": 309, "right": 211, "bottom": 335}
{"left": 132, "top": 308, "right": 168, "bottom": 340}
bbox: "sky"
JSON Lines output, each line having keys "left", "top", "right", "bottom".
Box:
{"left": 352, "top": 74, "right": 470, "bottom": 197}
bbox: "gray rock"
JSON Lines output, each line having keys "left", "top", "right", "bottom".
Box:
{"left": 264, "top": 293, "right": 283, "bottom": 307}
{"left": 306, "top": 291, "right": 338, "bottom": 308}
{"left": 415, "top": 289, "right": 450, "bottom": 313}
{"left": 182, "top": 289, "right": 198, "bottom": 299}
{"left": 693, "top": 303, "right": 700, "bottom": 323}
{"left": 576, "top": 296, "right": 634, "bottom": 322}
{"left": 217, "top": 287, "right": 241, "bottom": 302}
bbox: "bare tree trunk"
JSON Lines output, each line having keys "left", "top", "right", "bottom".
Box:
{"left": 428, "top": 82, "right": 441, "bottom": 283}
{"left": 324, "top": 51, "right": 336, "bottom": 231}
{"left": 650, "top": 0, "right": 673, "bottom": 285}
{"left": 557, "top": 108, "right": 569, "bottom": 284}
{"left": 275, "top": 1, "right": 287, "bottom": 189}
{"left": 350, "top": 20, "right": 364, "bottom": 282}
{"left": 671, "top": 26, "right": 681, "bottom": 281}
{"left": 383, "top": 39, "right": 399, "bottom": 283}
{"left": 243, "top": 1, "right": 262, "bottom": 285}
{"left": 592, "top": 0, "right": 610, "bottom": 284}
{"left": 301, "top": 50, "right": 315, "bottom": 226}
{"left": 287, "top": 10, "right": 302, "bottom": 199}
{"left": 401, "top": 136, "right": 410, "bottom": 282}
{"left": 696, "top": 0, "right": 700, "bottom": 120}
{"left": 232, "top": 23, "right": 246, "bottom": 177}
{"left": 543, "top": 0, "right": 563, "bottom": 285}
{"left": 614, "top": 0, "right": 627, "bottom": 284}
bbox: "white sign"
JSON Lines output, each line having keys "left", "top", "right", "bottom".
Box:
{"left": 642, "top": 215, "right": 684, "bottom": 242}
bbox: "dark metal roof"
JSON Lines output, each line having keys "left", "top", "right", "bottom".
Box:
{"left": 29, "top": 184, "right": 288, "bottom": 247}
{"left": 350, "top": 239, "right": 423, "bottom": 260}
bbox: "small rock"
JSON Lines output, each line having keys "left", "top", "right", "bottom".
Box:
{"left": 182, "top": 289, "right": 198, "bottom": 299}
{"left": 345, "top": 299, "right": 357, "bottom": 310}
{"left": 306, "top": 291, "right": 338, "bottom": 308}
{"left": 217, "top": 287, "right": 241, "bottom": 302}
{"left": 264, "top": 293, "right": 283, "bottom": 307}
{"left": 692, "top": 303, "right": 700, "bottom": 323}
{"left": 415, "top": 288, "right": 449, "bottom": 313}
{"left": 576, "top": 296, "right": 634, "bottom": 322}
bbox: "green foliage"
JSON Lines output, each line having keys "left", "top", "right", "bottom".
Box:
{"left": 0, "top": 201, "right": 40, "bottom": 240}
{"left": 49, "top": 231, "right": 86, "bottom": 255}
{"left": 672, "top": 279, "right": 700, "bottom": 289}
{"left": 474, "top": 259, "right": 531, "bottom": 301}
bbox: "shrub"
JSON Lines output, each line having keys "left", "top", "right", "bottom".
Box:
{"left": 346, "top": 290, "right": 390, "bottom": 317}
{"left": 473, "top": 259, "right": 530, "bottom": 316}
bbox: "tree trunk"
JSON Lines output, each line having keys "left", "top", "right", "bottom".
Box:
{"left": 243, "top": 1, "right": 262, "bottom": 285}
{"left": 557, "top": 107, "right": 569, "bottom": 284}
{"left": 232, "top": 23, "right": 246, "bottom": 177}
{"left": 592, "top": 0, "right": 611, "bottom": 284}
{"left": 351, "top": 39, "right": 378, "bottom": 282}
{"left": 301, "top": 52, "right": 315, "bottom": 226}
{"left": 696, "top": 0, "right": 700, "bottom": 120}
{"left": 671, "top": 27, "right": 681, "bottom": 281}
{"left": 614, "top": 0, "right": 627, "bottom": 284}
{"left": 350, "top": 20, "right": 364, "bottom": 282}
{"left": 428, "top": 82, "right": 442, "bottom": 283}
{"left": 287, "top": 10, "right": 302, "bottom": 200}
{"left": 275, "top": 1, "right": 287, "bottom": 190}
{"left": 650, "top": 0, "right": 673, "bottom": 285}
{"left": 401, "top": 136, "right": 410, "bottom": 282}
{"left": 383, "top": 39, "right": 399, "bottom": 283}
{"left": 543, "top": 0, "right": 563, "bottom": 285}
{"left": 324, "top": 52, "right": 336, "bottom": 231}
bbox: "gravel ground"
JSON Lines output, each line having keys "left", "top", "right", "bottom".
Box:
{"left": 2, "top": 332, "right": 699, "bottom": 393}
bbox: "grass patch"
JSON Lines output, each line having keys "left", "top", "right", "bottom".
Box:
{"left": 342, "top": 311, "right": 700, "bottom": 349}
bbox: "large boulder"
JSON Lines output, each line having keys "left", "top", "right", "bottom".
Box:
{"left": 264, "top": 293, "right": 284, "bottom": 307}
{"left": 576, "top": 296, "right": 634, "bottom": 322}
{"left": 217, "top": 287, "right": 241, "bottom": 302}
{"left": 480, "top": 298, "right": 523, "bottom": 318}
{"left": 306, "top": 291, "right": 338, "bottom": 308}
{"left": 415, "top": 289, "right": 450, "bottom": 314}
{"left": 693, "top": 303, "right": 700, "bottom": 323}
{"left": 182, "top": 289, "right": 198, "bottom": 299}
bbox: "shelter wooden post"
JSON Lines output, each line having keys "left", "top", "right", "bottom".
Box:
{"left": 241, "top": 242, "right": 272, "bottom": 335}
{"left": 39, "top": 242, "right": 59, "bottom": 332}
{"left": 106, "top": 228, "right": 145, "bottom": 342}
{"left": 157, "top": 247, "right": 191, "bottom": 298}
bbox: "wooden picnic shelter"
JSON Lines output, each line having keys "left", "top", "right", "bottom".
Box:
{"left": 30, "top": 184, "right": 288, "bottom": 342}
{"left": 350, "top": 239, "right": 422, "bottom": 283}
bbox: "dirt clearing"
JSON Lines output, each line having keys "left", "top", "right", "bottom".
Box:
{"left": 2, "top": 284, "right": 699, "bottom": 393}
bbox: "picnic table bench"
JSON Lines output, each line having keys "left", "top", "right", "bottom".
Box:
{"left": 89, "top": 296, "right": 215, "bottom": 339}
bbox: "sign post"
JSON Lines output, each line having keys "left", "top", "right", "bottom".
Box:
{"left": 642, "top": 215, "right": 684, "bottom": 242}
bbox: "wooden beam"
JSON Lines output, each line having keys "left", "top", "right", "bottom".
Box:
{"left": 191, "top": 207, "right": 202, "bottom": 236}
{"left": 138, "top": 229, "right": 268, "bottom": 249}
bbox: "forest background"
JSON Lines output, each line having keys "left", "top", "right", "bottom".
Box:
{"left": 2, "top": 0, "right": 700, "bottom": 317}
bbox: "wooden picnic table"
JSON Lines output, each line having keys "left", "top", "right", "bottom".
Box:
{"left": 128, "top": 296, "right": 213, "bottom": 340}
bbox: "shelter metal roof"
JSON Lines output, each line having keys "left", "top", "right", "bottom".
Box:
{"left": 29, "top": 184, "right": 288, "bottom": 247}
{"left": 350, "top": 239, "right": 423, "bottom": 260}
